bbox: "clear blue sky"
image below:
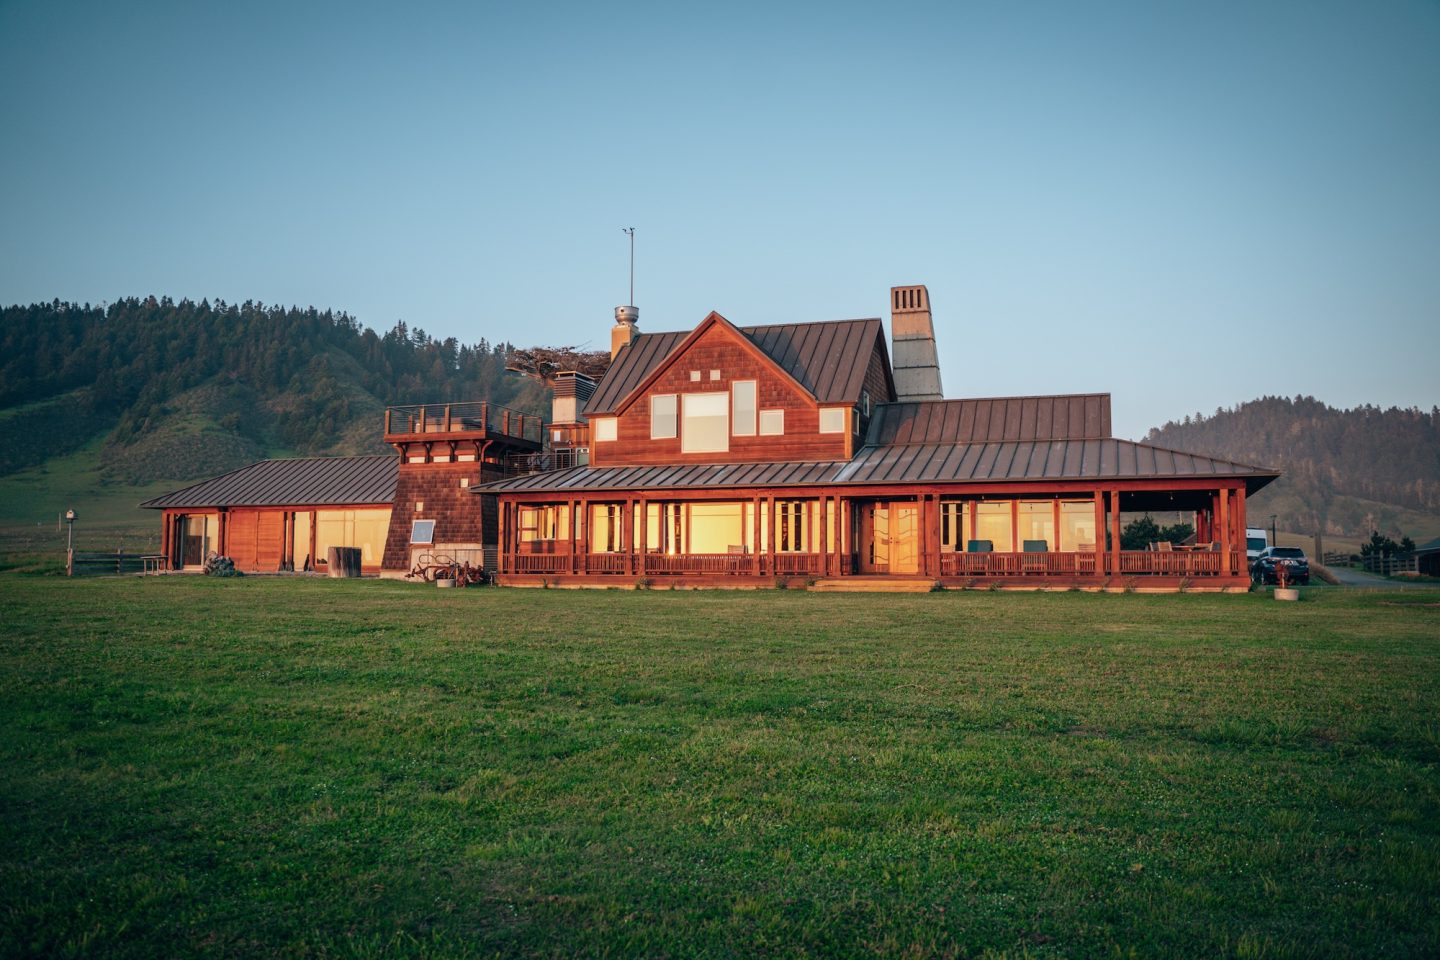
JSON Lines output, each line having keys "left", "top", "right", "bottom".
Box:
{"left": 2, "top": 0, "right": 1436, "bottom": 439}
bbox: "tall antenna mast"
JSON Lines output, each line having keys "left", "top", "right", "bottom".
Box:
{"left": 622, "top": 227, "right": 635, "bottom": 305}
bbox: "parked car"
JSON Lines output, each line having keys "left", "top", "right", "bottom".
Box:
{"left": 1252, "top": 546, "right": 1310, "bottom": 585}
{"left": 1246, "top": 527, "right": 1270, "bottom": 564}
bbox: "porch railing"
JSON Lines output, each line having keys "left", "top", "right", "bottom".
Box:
{"left": 940, "top": 549, "right": 1242, "bottom": 578}
{"left": 509, "top": 551, "right": 825, "bottom": 576}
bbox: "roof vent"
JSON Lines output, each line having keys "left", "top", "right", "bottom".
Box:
{"left": 611, "top": 305, "right": 638, "bottom": 358}
{"left": 890, "top": 284, "right": 943, "bottom": 401}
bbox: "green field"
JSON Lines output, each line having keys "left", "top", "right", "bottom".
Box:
{"left": 1, "top": 578, "right": 1437, "bottom": 958}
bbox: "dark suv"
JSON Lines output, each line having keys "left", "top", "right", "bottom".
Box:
{"left": 1252, "top": 547, "right": 1310, "bottom": 585}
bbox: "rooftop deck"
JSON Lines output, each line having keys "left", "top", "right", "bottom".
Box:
{"left": 383, "top": 401, "right": 544, "bottom": 450}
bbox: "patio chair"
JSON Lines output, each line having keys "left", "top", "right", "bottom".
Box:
{"left": 966, "top": 540, "right": 993, "bottom": 553}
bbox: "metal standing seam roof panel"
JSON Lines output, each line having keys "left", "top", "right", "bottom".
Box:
{"left": 140, "top": 456, "right": 399, "bottom": 510}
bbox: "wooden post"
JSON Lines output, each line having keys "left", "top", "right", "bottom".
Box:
{"left": 1234, "top": 485, "right": 1246, "bottom": 576}
{"left": 1093, "top": 491, "right": 1105, "bottom": 576}
{"left": 752, "top": 497, "right": 762, "bottom": 576}
{"left": 569, "top": 500, "right": 577, "bottom": 575}
{"left": 385, "top": 409, "right": 392, "bottom": 434}
{"left": 443, "top": 405, "right": 452, "bottom": 432}
{"left": 498, "top": 502, "right": 509, "bottom": 575}
{"left": 1109, "top": 490, "right": 1122, "bottom": 580}
{"left": 766, "top": 496, "right": 776, "bottom": 579}
{"left": 638, "top": 498, "right": 647, "bottom": 576}
{"left": 823, "top": 495, "right": 835, "bottom": 578}
{"left": 1218, "top": 487, "right": 1231, "bottom": 577}
{"left": 418, "top": 406, "right": 427, "bottom": 433}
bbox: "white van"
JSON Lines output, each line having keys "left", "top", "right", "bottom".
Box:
{"left": 1246, "top": 527, "right": 1270, "bottom": 564}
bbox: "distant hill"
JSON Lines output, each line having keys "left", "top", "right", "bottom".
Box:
{"left": 1146, "top": 397, "right": 1440, "bottom": 541}
{"left": 0, "top": 297, "right": 550, "bottom": 484}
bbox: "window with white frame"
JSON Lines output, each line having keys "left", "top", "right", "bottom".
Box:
{"left": 819, "top": 407, "right": 846, "bottom": 433}
{"left": 732, "top": 380, "right": 756, "bottom": 436}
{"left": 410, "top": 520, "right": 435, "bottom": 544}
{"left": 593, "top": 417, "right": 617, "bottom": 442}
{"left": 759, "top": 409, "right": 784, "bottom": 436}
{"left": 651, "top": 394, "right": 677, "bottom": 439}
{"left": 682, "top": 393, "right": 729, "bottom": 452}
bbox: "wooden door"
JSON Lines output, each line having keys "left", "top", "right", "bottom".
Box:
{"left": 858, "top": 502, "right": 920, "bottom": 574}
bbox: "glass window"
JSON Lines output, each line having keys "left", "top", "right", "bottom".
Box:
{"left": 974, "top": 502, "right": 1013, "bottom": 552}
{"left": 589, "top": 504, "right": 624, "bottom": 552}
{"left": 1060, "top": 501, "right": 1097, "bottom": 551}
{"left": 732, "top": 381, "right": 757, "bottom": 436}
{"left": 519, "top": 505, "right": 568, "bottom": 542}
{"left": 411, "top": 519, "right": 435, "bottom": 544}
{"left": 292, "top": 511, "right": 312, "bottom": 570}
{"left": 682, "top": 393, "right": 729, "bottom": 453}
{"left": 1017, "top": 501, "right": 1055, "bottom": 551}
{"left": 819, "top": 408, "right": 846, "bottom": 434}
{"left": 759, "top": 409, "right": 784, "bottom": 436}
{"left": 651, "top": 394, "right": 677, "bottom": 439}
{"left": 940, "top": 501, "right": 967, "bottom": 552}
{"left": 593, "top": 417, "right": 617, "bottom": 442}
{"left": 316, "top": 508, "right": 392, "bottom": 567}
{"left": 182, "top": 515, "right": 212, "bottom": 567}
{"left": 775, "top": 500, "right": 810, "bottom": 552}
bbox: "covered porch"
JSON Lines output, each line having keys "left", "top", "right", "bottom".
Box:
{"left": 493, "top": 478, "right": 1254, "bottom": 590}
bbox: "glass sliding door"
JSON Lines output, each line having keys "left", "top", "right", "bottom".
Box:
{"left": 181, "top": 515, "right": 211, "bottom": 568}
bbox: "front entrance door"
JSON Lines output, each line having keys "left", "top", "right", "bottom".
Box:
{"left": 858, "top": 502, "right": 920, "bottom": 574}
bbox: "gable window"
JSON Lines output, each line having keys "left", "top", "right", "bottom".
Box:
{"left": 819, "top": 407, "right": 846, "bottom": 434}
{"left": 681, "top": 392, "right": 729, "bottom": 453}
{"left": 410, "top": 519, "right": 435, "bottom": 544}
{"left": 732, "top": 381, "right": 756, "bottom": 437}
{"left": 759, "top": 409, "right": 784, "bottom": 436}
{"left": 593, "top": 417, "right": 617, "bottom": 442}
{"left": 651, "top": 394, "right": 677, "bottom": 439}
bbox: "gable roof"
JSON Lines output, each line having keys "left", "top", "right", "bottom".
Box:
{"left": 478, "top": 438, "right": 1279, "bottom": 495}
{"left": 140, "top": 455, "right": 398, "bottom": 510}
{"left": 867, "top": 394, "right": 1112, "bottom": 446}
{"left": 586, "top": 317, "right": 886, "bottom": 415}
{"left": 608, "top": 312, "right": 818, "bottom": 416}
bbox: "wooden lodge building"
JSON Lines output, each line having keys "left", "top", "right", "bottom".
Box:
{"left": 144, "top": 285, "right": 1278, "bottom": 590}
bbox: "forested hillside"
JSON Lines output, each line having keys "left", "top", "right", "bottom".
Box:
{"left": 1147, "top": 397, "right": 1440, "bottom": 539}
{"left": 0, "top": 297, "right": 549, "bottom": 483}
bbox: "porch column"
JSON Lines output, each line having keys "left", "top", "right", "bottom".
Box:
{"left": 1234, "top": 485, "right": 1246, "bottom": 577}
{"left": 924, "top": 494, "right": 940, "bottom": 578}
{"left": 623, "top": 499, "right": 635, "bottom": 575}
{"left": 217, "top": 508, "right": 229, "bottom": 559}
{"left": 1093, "top": 491, "right": 1105, "bottom": 576}
{"left": 579, "top": 500, "right": 589, "bottom": 574}
{"left": 497, "top": 502, "right": 508, "bottom": 575}
{"left": 1218, "top": 486, "right": 1231, "bottom": 577}
{"left": 1109, "top": 490, "right": 1122, "bottom": 579}
{"left": 752, "top": 496, "right": 762, "bottom": 576}
{"left": 569, "top": 499, "right": 578, "bottom": 575}
{"left": 766, "top": 496, "right": 776, "bottom": 578}
{"left": 638, "top": 498, "right": 647, "bottom": 577}
{"left": 818, "top": 495, "right": 828, "bottom": 578}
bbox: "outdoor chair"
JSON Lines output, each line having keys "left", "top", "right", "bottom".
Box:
{"left": 966, "top": 540, "right": 993, "bottom": 553}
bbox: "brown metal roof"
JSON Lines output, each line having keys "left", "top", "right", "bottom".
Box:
{"left": 478, "top": 439, "right": 1278, "bottom": 495}
{"left": 585, "top": 318, "right": 886, "bottom": 414}
{"left": 140, "top": 456, "right": 398, "bottom": 510}
{"left": 866, "top": 394, "right": 1112, "bottom": 446}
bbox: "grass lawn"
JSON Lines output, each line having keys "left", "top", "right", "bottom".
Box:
{"left": 1, "top": 578, "right": 1437, "bottom": 958}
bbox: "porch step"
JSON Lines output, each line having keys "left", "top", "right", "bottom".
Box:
{"left": 809, "top": 577, "right": 938, "bottom": 593}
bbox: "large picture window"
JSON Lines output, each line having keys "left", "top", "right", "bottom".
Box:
{"left": 681, "top": 393, "right": 729, "bottom": 453}
{"left": 315, "top": 508, "right": 392, "bottom": 567}
{"left": 732, "top": 381, "right": 756, "bottom": 436}
{"left": 973, "top": 502, "right": 1013, "bottom": 552}
{"left": 590, "top": 504, "right": 624, "bottom": 552}
{"left": 1017, "top": 501, "right": 1055, "bottom": 551}
{"left": 651, "top": 395, "right": 677, "bottom": 439}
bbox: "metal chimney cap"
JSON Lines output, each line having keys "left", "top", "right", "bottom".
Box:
{"left": 614, "top": 305, "right": 639, "bottom": 325}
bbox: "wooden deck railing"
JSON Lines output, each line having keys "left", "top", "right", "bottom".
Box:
{"left": 940, "top": 549, "right": 1242, "bottom": 578}
{"left": 510, "top": 552, "right": 825, "bottom": 576}
{"left": 383, "top": 401, "right": 543, "bottom": 444}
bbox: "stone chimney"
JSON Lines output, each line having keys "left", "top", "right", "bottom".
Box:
{"left": 890, "top": 284, "right": 943, "bottom": 401}
{"left": 612, "top": 305, "right": 639, "bottom": 359}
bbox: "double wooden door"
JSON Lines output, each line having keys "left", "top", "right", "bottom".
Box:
{"left": 858, "top": 502, "right": 919, "bottom": 574}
